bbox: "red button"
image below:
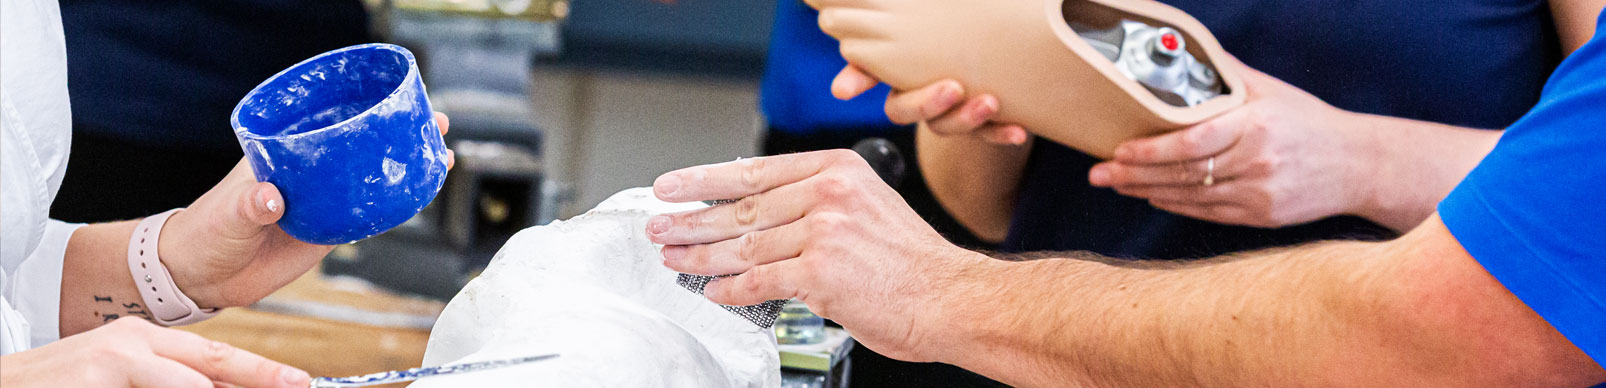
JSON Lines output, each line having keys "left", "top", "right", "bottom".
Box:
{"left": 1160, "top": 33, "right": 1180, "bottom": 51}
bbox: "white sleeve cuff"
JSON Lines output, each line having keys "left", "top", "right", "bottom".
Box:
{"left": 10, "top": 220, "right": 83, "bottom": 347}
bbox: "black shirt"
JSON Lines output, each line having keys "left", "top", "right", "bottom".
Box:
{"left": 61, "top": 0, "right": 371, "bottom": 150}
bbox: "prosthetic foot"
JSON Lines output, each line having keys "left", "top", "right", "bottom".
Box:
{"left": 828, "top": 0, "right": 1245, "bottom": 158}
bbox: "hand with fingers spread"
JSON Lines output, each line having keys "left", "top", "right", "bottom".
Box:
{"left": 645, "top": 150, "right": 991, "bottom": 361}
{"left": 1086, "top": 67, "right": 1393, "bottom": 229}
{"left": 0, "top": 317, "right": 309, "bottom": 388}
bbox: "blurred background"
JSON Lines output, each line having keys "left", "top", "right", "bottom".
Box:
{"left": 51, "top": 0, "right": 995, "bottom": 386}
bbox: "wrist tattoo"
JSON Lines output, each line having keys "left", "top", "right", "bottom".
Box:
{"left": 92, "top": 295, "right": 152, "bottom": 323}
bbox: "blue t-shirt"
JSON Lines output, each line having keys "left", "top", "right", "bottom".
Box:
{"left": 1006, "top": 0, "right": 1563, "bottom": 258}
{"left": 758, "top": 0, "right": 895, "bottom": 133}
{"left": 1439, "top": 9, "right": 1606, "bottom": 366}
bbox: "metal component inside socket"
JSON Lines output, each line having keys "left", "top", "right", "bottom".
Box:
{"left": 1074, "top": 19, "right": 1225, "bottom": 107}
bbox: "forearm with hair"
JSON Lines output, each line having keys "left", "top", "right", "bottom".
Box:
{"left": 58, "top": 221, "right": 153, "bottom": 337}
{"left": 932, "top": 220, "right": 1602, "bottom": 387}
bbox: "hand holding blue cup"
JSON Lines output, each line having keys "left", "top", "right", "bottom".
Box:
{"left": 232, "top": 43, "right": 448, "bottom": 245}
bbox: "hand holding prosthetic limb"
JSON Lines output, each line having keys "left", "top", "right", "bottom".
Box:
{"left": 810, "top": 0, "right": 1246, "bottom": 158}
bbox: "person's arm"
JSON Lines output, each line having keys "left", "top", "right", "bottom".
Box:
{"left": 53, "top": 112, "right": 452, "bottom": 338}
{"left": 645, "top": 150, "right": 1604, "bottom": 387}
{"left": 1341, "top": 115, "right": 1500, "bottom": 232}
{"left": 834, "top": 66, "right": 1031, "bottom": 243}
{"left": 830, "top": 0, "right": 1606, "bottom": 234}
{"left": 1084, "top": 65, "right": 1500, "bottom": 232}
{"left": 916, "top": 123, "right": 1032, "bottom": 243}
{"left": 56, "top": 221, "right": 147, "bottom": 337}
{"left": 51, "top": 158, "right": 324, "bottom": 338}
{"left": 1553, "top": 0, "right": 1606, "bottom": 54}
{"left": 1087, "top": 1, "right": 1602, "bottom": 232}
{"left": 937, "top": 216, "right": 1601, "bottom": 387}
{"left": 2, "top": 317, "right": 311, "bottom": 388}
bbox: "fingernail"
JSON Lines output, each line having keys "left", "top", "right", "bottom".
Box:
{"left": 256, "top": 190, "right": 279, "bottom": 213}
{"left": 703, "top": 278, "right": 726, "bottom": 302}
{"left": 973, "top": 98, "right": 997, "bottom": 119}
{"left": 662, "top": 245, "right": 687, "bottom": 263}
{"left": 938, "top": 83, "right": 962, "bottom": 107}
{"left": 279, "top": 367, "right": 310, "bottom": 388}
{"left": 647, "top": 216, "right": 671, "bottom": 235}
{"left": 1088, "top": 165, "right": 1110, "bottom": 185}
{"left": 831, "top": 82, "right": 853, "bottom": 100}
{"left": 1010, "top": 130, "right": 1028, "bottom": 145}
{"left": 857, "top": 77, "right": 876, "bottom": 92}
{"left": 656, "top": 175, "right": 681, "bottom": 198}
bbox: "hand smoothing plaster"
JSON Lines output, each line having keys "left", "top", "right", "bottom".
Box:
{"left": 413, "top": 188, "right": 782, "bottom": 388}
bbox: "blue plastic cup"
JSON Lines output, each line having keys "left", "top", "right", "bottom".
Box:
{"left": 231, "top": 43, "right": 448, "bottom": 245}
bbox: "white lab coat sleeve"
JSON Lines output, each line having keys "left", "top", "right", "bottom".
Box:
{"left": 1, "top": 220, "right": 84, "bottom": 353}
{"left": 0, "top": 298, "right": 31, "bottom": 355}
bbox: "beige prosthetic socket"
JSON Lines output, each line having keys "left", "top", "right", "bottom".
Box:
{"left": 815, "top": 0, "right": 1246, "bottom": 158}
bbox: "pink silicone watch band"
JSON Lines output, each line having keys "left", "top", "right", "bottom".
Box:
{"left": 128, "top": 208, "right": 220, "bottom": 326}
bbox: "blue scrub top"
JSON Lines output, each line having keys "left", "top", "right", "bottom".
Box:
{"left": 1440, "top": 8, "right": 1606, "bottom": 367}
{"left": 1005, "top": 0, "right": 1564, "bottom": 258}
{"left": 759, "top": 0, "right": 896, "bottom": 133}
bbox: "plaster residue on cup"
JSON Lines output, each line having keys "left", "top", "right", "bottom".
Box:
{"left": 300, "top": 68, "right": 327, "bottom": 82}
{"left": 281, "top": 105, "right": 364, "bottom": 135}
{"left": 241, "top": 139, "right": 276, "bottom": 173}
{"left": 383, "top": 157, "right": 406, "bottom": 185}
{"left": 332, "top": 57, "right": 349, "bottom": 74}
{"left": 369, "top": 81, "right": 419, "bottom": 120}
{"left": 284, "top": 84, "right": 310, "bottom": 100}
{"left": 275, "top": 129, "right": 333, "bottom": 164}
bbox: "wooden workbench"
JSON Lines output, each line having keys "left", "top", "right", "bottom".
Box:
{"left": 179, "top": 270, "right": 446, "bottom": 387}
